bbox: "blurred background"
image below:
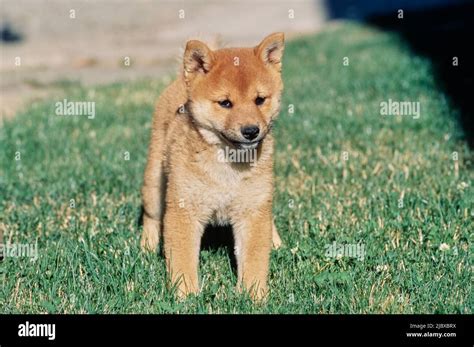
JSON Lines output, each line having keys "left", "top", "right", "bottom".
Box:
{"left": 1, "top": 0, "right": 325, "bottom": 117}
{"left": 1, "top": 0, "right": 472, "bottom": 143}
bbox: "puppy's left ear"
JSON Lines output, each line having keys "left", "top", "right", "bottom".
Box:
{"left": 255, "top": 32, "right": 285, "bottom": 71}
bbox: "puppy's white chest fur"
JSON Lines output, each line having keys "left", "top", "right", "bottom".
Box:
{"left": 197, "top": 149, "right": 250, "bottom": 225}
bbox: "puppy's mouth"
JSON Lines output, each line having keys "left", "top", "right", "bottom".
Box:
{"left": 220, "top": 134, "right": 262, "bottom": 150}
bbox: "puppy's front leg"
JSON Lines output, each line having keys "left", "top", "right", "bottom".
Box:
{"left": 163, "top": 205, "right": 203, "bottom": 298}
{"left": 234, "top": 205, "right": 273, "bottom": 301}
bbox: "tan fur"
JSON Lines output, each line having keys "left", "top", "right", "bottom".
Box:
{"left": 141, "top": 33, "right": 285, "bottom": 301}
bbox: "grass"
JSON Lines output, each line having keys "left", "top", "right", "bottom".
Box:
{"left": 0, "top": 23, "right": 472, "bottom": 314}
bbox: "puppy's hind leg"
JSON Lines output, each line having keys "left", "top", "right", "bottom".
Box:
{"left": 141, "top": 187, "right": 162, "bottom": 252}
{"left": 141, "top": 130, "right": 165, "bottom": 253}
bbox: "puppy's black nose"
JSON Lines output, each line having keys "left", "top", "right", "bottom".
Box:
{"left": 241, "top": 125, "right": 260, "bottom": 140}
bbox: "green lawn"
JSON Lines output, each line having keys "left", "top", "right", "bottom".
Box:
{"left": 1, "top": 23, "right": 472, "bottom": 313}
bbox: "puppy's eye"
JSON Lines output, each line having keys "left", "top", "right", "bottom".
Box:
{"left": 218, "top": 99, "right": 233, "bottom": 109}
{"left": 255, "top": 97, "right": 266, "bottom": 106}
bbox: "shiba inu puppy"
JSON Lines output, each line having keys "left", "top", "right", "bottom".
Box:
{"left": 141, "top": 33, "right": 285, "bottom": 300}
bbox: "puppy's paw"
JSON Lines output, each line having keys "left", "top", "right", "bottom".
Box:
{"left": 173, "top": 277, "right": 200, "bottom": 300}
{"left": 237, "top": 283, "right": 268, "bottom": 303}
{"left": 272, "top": 223, "right": 283, "bottom": 250}
{"left": 140, "top": 216, "right": 160, "bottom": 252}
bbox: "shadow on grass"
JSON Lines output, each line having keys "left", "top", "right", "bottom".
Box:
{"left": 324, "top": 1, "right": 473, "bottom": 147}
{"left": 201, "top": 225, "right": 237, "bottom": 273}
{"left": 367, "top": 3, "right": 474, "bottom": 148}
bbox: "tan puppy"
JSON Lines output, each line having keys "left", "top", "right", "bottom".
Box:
{"left": 141, "top": 33, "right": 285, "bottom": 301}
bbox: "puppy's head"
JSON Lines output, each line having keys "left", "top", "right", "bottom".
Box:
{"left": 183, "top": 33, "right": 285, "bottom": 150}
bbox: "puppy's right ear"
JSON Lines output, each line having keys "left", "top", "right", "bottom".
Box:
{"left": 183, "top": 40, "right": 214, "bottom": 82}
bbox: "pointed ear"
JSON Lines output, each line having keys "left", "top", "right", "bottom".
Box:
{"left": 255, "top": 32, "right": 285, "bottom": 71}
{"left": 183, "top": 40, "right": 214, "bottom": 81}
